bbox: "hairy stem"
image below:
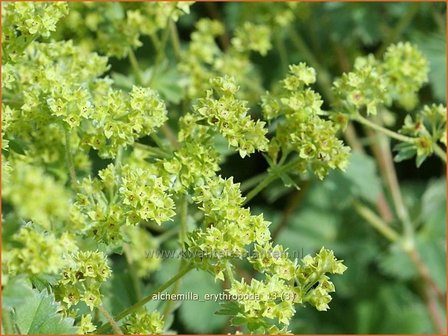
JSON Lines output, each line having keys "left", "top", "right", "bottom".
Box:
{"left": 97, "top": 305, "right": 123, "bottom": 335}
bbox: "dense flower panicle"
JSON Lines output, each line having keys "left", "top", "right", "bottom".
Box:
{"left": 228, "top": 275, "right": 296, "bottom": 330}
{"left": 227, "top": 248, "right": 346, "bottom": 332}
{"left": 124, "top": 310, "right": 164, "bottom": 335}
{"left": 55, "top": 2, "right": 192, "bottom": 58}
{"left": 187, "top": 76, "right": 269, "bottom": 158}
{"left": 382, "top": 42, "right": 429, "bottom": 110}
{"left": 332, "top": 42, "right": 429, "bottom": 114}
{"left": 119, "top": 164, "right": 175, "bottom": 225}
{"left": 232, "top": 22, "right": 272, "bottom": 56}
{"left": 296, "top": 248, "right": 347, "bottom": 311}
{"left": 179, "top": 19, "right": 265, "bottom": 102}
{"left": 263, "top": 63, "right": 350, "bottom": 179}
{"left": 332, "top": 56, "right": 388, "bottom": 116}
{"left": 188, "top": 176, "right": 271, "bottom": 280}
{"left": 396, "top": 104, "right": 447, "bottom": 166}
{"left": 72, "top": 163, "right": 175, "bottom": 244}
{"left": 2, "top": 2, "right": 69, "bottom": 62}
{"left": 77, "top": 314, "right": 96, "bottom": 334}
{"left": 82, "top": 85, "right": 168, "bottom": 158}
{"left": 55, "top": 251, "right": 111, "bottom": 311}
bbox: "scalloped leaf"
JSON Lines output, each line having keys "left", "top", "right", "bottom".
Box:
{"left": 10, "top": 284, "right": 76, "bottom": 334}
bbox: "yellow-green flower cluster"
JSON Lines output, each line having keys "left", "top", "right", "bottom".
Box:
{"left": 4, "top": 225, "right": 77, "bottom": 276}
{"left": 72, "top": 164, "right": 175, "bottom": 244}
{"left": 81, "top": 85, "right": 168, "bottom": 158}
{"left": 332, "top": 55, "right": 387, "bottom": 116}
{"left": 249, "top": 243, "right": 296, "bottom": 281}
{"left": 56, "top": 2, "right": 192, "bottom": 58}
{"left": 179, "top": 19, "right": 265, "bottom": 101}
{"left": 119, "top": 164, "right": 175, "bottom": 225}
{"left": 55, "top": 251, "right": 111, "bottom": 311}
{"left": 2, "top": 2, "right": 69, "bottom": 62}
{"left": 184, "top": 76, "right": 269, "bottom": 158}
{"left": 3, "top": 161, "right": 70, "bottom": 230}
{"left": 396, "top": 104, "right": 446, "bottom": 166}
{"left": 188, "top": 176, "right": 271, "bottom": 280}
{"left": 332, "top": 42, "right": 429, "bottom": 114}
{"left": 296, "top": 248, "right": 347, "bottom": 311}
{"left": 77, "top": 314, "right": 96, "bottom": 334}
{"left": 228, "top": 275, "right": 296, "bottom": 333}
{"left": 263, "top": 63, "right": 350, "bottom": 179}
{"left": 123, "top": 309, "right": 164, "bottom": 335}
{"left": 226, "top": 248, "right": 346, "bottom": 332}
{"left": 232, "top": 22, "right": 272, "bottom": 56}
{"left": 382, "top": 42, "right": 429, "bottom": 110}
{"left": 5, "top": 38, "right": 168, "bottom": 160}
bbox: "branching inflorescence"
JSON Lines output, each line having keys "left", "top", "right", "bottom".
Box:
{"left": 2, "top": 2, "right": 445, "bottom": 335}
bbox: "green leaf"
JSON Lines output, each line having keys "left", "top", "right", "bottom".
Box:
{"left": 2, "top": 277, "right": 34, "bottom": 310}
{"left": 325, "top": 152, "right": 382, "bottom": 205}
{"left": 11, "top": 286, "right": 76, "bottom": 334}
{"left": 412, "top": 32, "right": 446, "bottom": 102}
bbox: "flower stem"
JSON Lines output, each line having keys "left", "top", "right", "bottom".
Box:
{"left": 354, "top": 115, "right": 416, "bottom": 143}
{"left": 128, "top": 49, "right": 144, "bottom": 86}
{"left": 97, "top": 305, "right": 122, "bottom": 334}
{"left": 96, "top": 264, "right": 194, "bottom": 334}
{"left": 353, "top": 201, "right": 400, "bottom": 242}
{"left": 133, "top": 142, "right": 172, "bottom": 159}
{"left": 243, "top": 157, "right": 301, "bottom": 205}
{"left": 64, "top": 129, "right": 78, "bottom": 191}
{"left": 433, "top": 143, "right": 447, "bottom": 163}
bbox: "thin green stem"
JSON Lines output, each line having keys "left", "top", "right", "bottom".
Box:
{"left": 433, "top": 143, "right": 447, "bottom": 163}
{"left": 240, "top": 172, "right": 268, "bottom": 193}
{"left": 169, "top": 20, "right": 182, "bottom": 61}
{"left": 133, "top": 142, "right": 172, "bottom": 159}
{"left": 243, "top": 158, "right": 301, "bottom": 205}
{"left": 97, "top": 305, "right": 122, "bottom": 334}
{"left": 64, "top": 129, "right": 78, "bottom": 191}
{"left": 225, "top": 262, "right": 235, "bottom": 283}
{"left": 288, "top": 27, "right": 333, "bottom": 101}
{"left": 123, "top": 244, "right": 142, "bottom": 300}
{"left": 162, "top": 195, "right": 188, "bottom": 318}
{"left": 149, "top": 15, "right": 173, "bottom": 87}
{"left": 179, "top": 195, "right": 188, "bottom": 249}
{"left": 96, "top": 264, "right": 194, "bottom": 334}
{"left": 243, "top": 173, "right": 278, "bottom": 205}
{"left": 275, "top": 34, "right": 288, "bottom": 74}
{"left": 375, "top": 133, "right": 414, "bottom": 239}
{"left": 353, "top": 201, "right": 400, "bottom": 242}
{"left": 354, "top": 115, "right": 416, "bottom": 143}
{"left": 129, "top": 49, "right": 144, "bottom": 86}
